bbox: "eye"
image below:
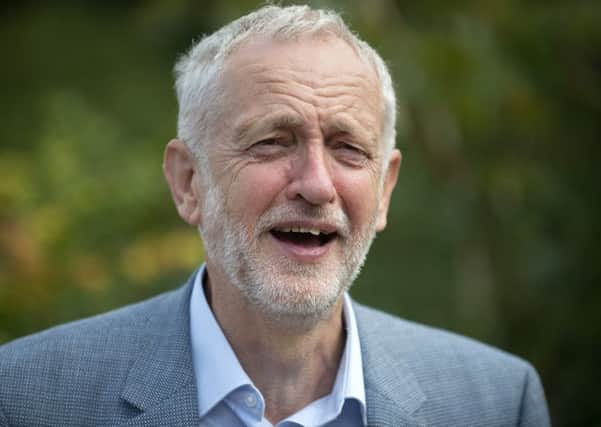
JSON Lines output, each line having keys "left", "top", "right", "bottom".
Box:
{"left": 331, "top": 140, "right": 371, "bottom": 165}
{"left": 257, "top": 138, "right": 279, "bottom": 146}
{"left": 248, "top": 136, "right": 293, "bottom": 158}
{"left": 338, "top": 143, "right": 362, "bottom": 153}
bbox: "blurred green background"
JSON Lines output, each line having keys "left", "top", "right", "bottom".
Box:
{"left": 1, "top": 0, "right": 599, "bottom": 425}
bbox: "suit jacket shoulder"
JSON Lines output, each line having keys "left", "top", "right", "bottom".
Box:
{"left": 354, "top": 303, "right": 551, "bottom": 426}
{"left": 0, "top": 281, "right": 199, "bottom": 427}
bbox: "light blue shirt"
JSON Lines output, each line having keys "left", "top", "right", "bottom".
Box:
{"left": 189, "top": 266, "right": 367, "bottom": 427}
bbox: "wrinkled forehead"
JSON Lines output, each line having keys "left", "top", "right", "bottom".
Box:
{"left": 215, "top": 34, "right": 384, "bottom": 123}
{"left": 224, "top": 33, "right": 379, "bottom": 86}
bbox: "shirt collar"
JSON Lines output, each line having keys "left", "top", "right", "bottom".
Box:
{"left": 189, "top": 265, "right": 366, "bottom": 424}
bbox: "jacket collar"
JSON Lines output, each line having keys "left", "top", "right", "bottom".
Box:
{"left": 354, "top": 302, "right": 428, "bottom": 427}
{"left": 119, "top": 273, "right": 200, "bottom": 426}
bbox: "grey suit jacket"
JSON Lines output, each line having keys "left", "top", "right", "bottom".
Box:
{"left": 0, "top": 275, "right": 550, "bottom": 426}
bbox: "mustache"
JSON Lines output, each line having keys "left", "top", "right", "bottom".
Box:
{"left": 256, "top": 203, "right": 351, "bottom": 238}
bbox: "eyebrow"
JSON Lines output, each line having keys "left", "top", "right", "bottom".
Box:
{"left": 234, "top": 113, "right": 304, "bottom": 142}
{"left": 233, "top": 111, "right": 377, "bottom": 147}
{"left": 324, "top": 116, "right": 378, "bottom": 147}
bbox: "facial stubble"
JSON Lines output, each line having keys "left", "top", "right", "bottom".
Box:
{"left": 199, "top": 182, "right": 379, "bottom": 322}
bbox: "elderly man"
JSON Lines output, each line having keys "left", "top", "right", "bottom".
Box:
{"left": 0, "top": 5, "right": 550, "bottom": 427}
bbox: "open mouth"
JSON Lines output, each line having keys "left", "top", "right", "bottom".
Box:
{"left": 270, "top": 227, "right": 337, "bottom": 247}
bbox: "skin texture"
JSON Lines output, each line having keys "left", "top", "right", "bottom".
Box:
{"left": 163, "top": 35, "right": 401, "bottom": 423}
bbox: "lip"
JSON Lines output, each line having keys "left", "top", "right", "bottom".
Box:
{"left": 270, "top": 220, "right": 340, "bottom": 235}
{"left": 268, "top": 231, "right": 335, "bottom": 262}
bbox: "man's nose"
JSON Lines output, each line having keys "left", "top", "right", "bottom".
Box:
{"left": 285, "top": 145, "right": 336, "bottom": 205}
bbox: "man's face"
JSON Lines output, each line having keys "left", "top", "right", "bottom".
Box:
{"left": 198, "top": 36, "right": 400, "bottom": 319}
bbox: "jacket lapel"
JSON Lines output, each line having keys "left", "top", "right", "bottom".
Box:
{"left": 119, "top": 274, "right": 200, "bottom": 426}
{"left": 354, "top": 302, "right": 427, "bottom": 427}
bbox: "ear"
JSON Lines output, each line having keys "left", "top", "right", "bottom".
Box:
{"left": 163, "top": 139, "right": 204, "bottom": 226}
{"left": 375, "top": 149, "right": 401, "bottom": 231}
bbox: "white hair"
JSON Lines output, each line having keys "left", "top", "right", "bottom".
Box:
{"left": 174, "top": 4, "right": 397, "bottom": 168}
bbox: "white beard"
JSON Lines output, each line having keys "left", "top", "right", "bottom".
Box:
{"left": 199, "top": 183, "right": 378, "bottom": 321}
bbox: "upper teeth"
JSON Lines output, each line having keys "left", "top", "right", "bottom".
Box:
{"left": 279, "top": 227, "right": 322, "bottom": 235}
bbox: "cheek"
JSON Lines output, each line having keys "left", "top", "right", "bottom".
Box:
{"left": 333, "top": 168, "right": 380, "bottom": 228}
{"left": 226, "top": 163, "right": 289, "bottom": 222}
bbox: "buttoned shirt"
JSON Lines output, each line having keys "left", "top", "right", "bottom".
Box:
{"left": 189, "top": 266, "right": 367, "bottom": 427}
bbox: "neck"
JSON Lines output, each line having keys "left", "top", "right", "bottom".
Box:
{"left": 204, "top": 264, "right": 346, "bottom": 423}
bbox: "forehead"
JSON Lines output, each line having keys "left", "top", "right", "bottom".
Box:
{"left": 229, "top": 33, "right": 373, "bottom": 70}
{"left": 217, "top": 35, "right": 383, "bottom": 135}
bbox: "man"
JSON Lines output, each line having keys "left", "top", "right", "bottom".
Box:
{"left": 0, "top": 5, "right": 550, "bottom": 426}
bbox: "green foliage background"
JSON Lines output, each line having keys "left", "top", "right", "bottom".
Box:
{"left": 1, "top": 1, "right": 599, "bottom": 425}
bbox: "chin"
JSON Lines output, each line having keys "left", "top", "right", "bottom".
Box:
{"left": 235, "top": 263, "right": 349, "bottom": 321}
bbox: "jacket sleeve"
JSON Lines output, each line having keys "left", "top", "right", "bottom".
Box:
{"left": 0, "top": 403, "right": 8, "bottom": 427}
{"left": 518, "top": 364, "right": 551, "bottom": 427}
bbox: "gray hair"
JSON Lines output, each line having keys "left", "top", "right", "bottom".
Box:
{"left": 174, "top": 4, "right": 396, "bottom": 167}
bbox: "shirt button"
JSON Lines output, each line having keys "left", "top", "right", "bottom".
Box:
{"left": 244, "top": 393, "right": 257, "bottom": 408}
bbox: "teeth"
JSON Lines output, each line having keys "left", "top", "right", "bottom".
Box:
{"left": 278, "top": 227, "right": 322, "bottom": 235}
